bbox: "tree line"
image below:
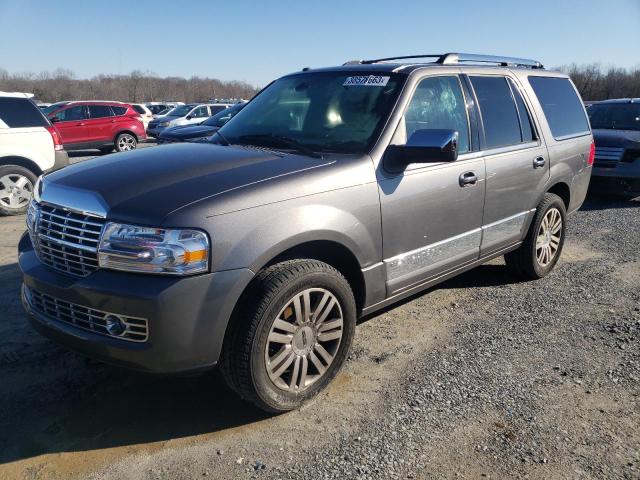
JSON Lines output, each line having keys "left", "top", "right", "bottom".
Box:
{"left": 1, "top": 64, "right": 639, "bottom": 104}
{"left": 0, "top": 68, "right": 260, "bottom": 103}
{"left": 560, "top": 64, "right": 640, "bottom": 101}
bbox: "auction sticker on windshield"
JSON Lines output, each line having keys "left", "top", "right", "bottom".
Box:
{"left": 343, "top": 75, "right": 390, "bottom": 87}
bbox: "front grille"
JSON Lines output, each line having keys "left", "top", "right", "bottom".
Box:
{"left": 34, "top": 203, "right": 105, "bottom": 277}
{"left": 24, "top": 286, "right": 149, "bottom": 342}
{"left": 594, "top": 146, "right": 624, "bottom": 168}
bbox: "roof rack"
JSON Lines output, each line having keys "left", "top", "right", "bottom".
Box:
{"left": 343, "top": 53, "right": 544, "bottom": 69}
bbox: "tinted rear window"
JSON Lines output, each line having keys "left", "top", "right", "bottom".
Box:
{"left": 112, "top": 106, "right": 127, "bottom": 115}
{"left": 528, "top": 76, "right": 590, "bottom": 140}
{"left": 0, "top": 97, "right": 49, "bottom": 128}
{"left": 470, "top": 76, "right": 522, "bottom": 149}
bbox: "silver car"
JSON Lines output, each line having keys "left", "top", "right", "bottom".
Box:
{"left": 20, "top": 53, "right": 593, "bottom": 412}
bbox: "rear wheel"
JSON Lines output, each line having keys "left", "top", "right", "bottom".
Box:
{"left": 220, "top": 260, "right": 356, "bottom": 412}
{"left": 505, "top": 193, "right": 566, "bottom": 279}
{"left": 115, "top": 133, "right": 137, "bottom": 152}
{"left": 0, "top": 166, "right": 37, "bottom": 216}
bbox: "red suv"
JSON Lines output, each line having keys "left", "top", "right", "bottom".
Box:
{"left": 47, "top": 102, "right": 146, "bottom": 153}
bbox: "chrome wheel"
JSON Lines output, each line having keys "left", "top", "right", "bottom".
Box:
{"left": 265, "top": 288, "right": 344, "bottom": 392}
{"left": 0, "top": 174, "right": 33, "bottom": 210}
{"left": 536, "top": 207, "right": 562, "bottom": 267}
{"left": 117, "top": 134, "right": 136, "bottom": 151}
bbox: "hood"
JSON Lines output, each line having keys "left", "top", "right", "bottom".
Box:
{"left": 41, "top": 143, "right": 333, "bottom": 225}
{"left": 593, "top": 128, "right": 640, "bottom": 148}
{"left": 160, "top": 124, "right": 218, "bottom": 140}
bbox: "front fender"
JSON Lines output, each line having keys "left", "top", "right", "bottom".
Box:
{"left": 205, "top": 183, "right": 382, "bottom": 273}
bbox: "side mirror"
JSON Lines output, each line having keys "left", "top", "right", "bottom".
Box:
{"left": 186, "top": 115, "right": 192, "bottom": 120}
{"left": 50, "top": 116, "right": 60, "bottom": 123}
{"left": 386, "top": 129, "right": 458, "bottom": 168}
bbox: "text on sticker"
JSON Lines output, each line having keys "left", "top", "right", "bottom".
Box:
{"left": 343, "top": 76, "right": 390, "bottom": 87}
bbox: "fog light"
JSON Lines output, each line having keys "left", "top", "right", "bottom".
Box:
{"left": 104, "top": 314, "right": 126, "bottom": 336}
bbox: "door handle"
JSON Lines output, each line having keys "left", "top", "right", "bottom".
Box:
{"left": 77, "top": 122, "right": 85, "bottom": 126}
{"left": 459, "top": 171, "right": 478, "bottom": 187}
{"left": 533, "top": 156, "right": 546, "bottom": 168}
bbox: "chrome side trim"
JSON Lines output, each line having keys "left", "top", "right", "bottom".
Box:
{"left": 385, "top": 228, "right": 481, "bottom": 281}
{"left": 480, "top": 211, "right": 530, "bottom": 247}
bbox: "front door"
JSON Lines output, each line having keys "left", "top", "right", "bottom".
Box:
{"left": 378, "top": 75, "right": 485, "bottom": 295}
{"left": 467, "top": 75, "right": 549, "bottom": 255}
{"left": 51, "top": 105, "right": 88, "bottom": 146}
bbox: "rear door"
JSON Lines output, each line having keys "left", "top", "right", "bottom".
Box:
{"left": 467, "top": 74, "right": 549, "bottom": 255}
{"left": 50, "top": 105, "right": 88, "bottom": 146}
{"left": 86, "top": 105, "right": 115, "bottom": 143}
{"left": 378, "top": 74, "right": 485, "bottom": 295}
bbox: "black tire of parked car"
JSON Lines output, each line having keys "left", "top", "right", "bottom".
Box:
{"left": 0, "top": 165, "right": 37, "bottom": 216}
{"left": 504, "top": 192, "right": 567, "bottom": 279}
{"left": 219, "top": 259, "right": 357, "bottom": 412}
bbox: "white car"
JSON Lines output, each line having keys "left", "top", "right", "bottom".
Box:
{"left": 0, "top": 92, "right": 69, "bottom": 215}
{"left": 146, "top": 103, "right": 233, "bottom": 138}
{"left": 131, "top": 103, "right": 154, "bottom": 129}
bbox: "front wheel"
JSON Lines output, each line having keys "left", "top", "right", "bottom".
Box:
{"left": 220, "top": 260, "right": 356, "bottom": 412}
{"left": 115, "top": 133, "right": 137, "bottom": 152}
{"left": 505, "top": 193, "right": 567, "bottom": 279}
{"left": 0, "top": 165, "right": 37, "bottom": 216}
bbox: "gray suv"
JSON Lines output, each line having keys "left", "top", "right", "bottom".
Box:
{"left": 19, "top": 53, "right": 593, "bottom": 412}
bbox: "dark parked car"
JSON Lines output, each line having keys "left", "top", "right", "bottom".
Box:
{"left": 20, "top": 53, "right": 593, "bottom": 412}
{"left": 587, "top": 99, "right": 640, "bottom": 197}
{"left": 157, "top": 102, "right": 245, "bottom": 144}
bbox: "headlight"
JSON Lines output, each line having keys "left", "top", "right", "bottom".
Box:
{"left": 159, "top": 121, "right": 169, "bottom": 127}
{"left": 98, "top": 223, "right": 209, "bottom": 275}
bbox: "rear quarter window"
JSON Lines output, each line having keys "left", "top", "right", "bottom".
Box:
{"left": 0, "top": 97, "right": 50, "bottom": 128}
{"left": 132, "top": 105, "right": 146, "bottom": 114}
{"left": 528, "top": 76, "right": 590, "bottom": 140}
{"left": 112, "top": 106, "right": 127, "bottom": 115}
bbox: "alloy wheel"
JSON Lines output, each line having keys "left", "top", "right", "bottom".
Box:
{"left": 117, "top": 134, "right": 136, "bottom": 151}
{"left": 536, "top": 207, "right": 562, "bottom": 267}
{"left": 264, "top": 288, "right": 344, "bottom": 392}
{"left": 0, "top": 174, "right": 33, "bottom": 210}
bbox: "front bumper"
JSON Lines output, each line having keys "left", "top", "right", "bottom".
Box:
{"left": 146, "top": 125, "right": 168, "bottom": 138}
{"left": 19, "top": 233, "right": 254, "bottom": 373}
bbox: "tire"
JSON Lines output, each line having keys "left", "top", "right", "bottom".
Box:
{"left": 99, "top": 147, "right": 114, "bottom": 154}
{"left": 114, "top": 133, "right": 137, "bottom": 152}
{"left": 0, "top": 165, "right": 37, "bottom": 216}
{"left": 220, "top": 259, "right": 356, "bottom": 412}
{"left": 504, "top": 193, "right": 567, "bottom": 279}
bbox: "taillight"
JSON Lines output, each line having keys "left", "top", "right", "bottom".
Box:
{"left": 45, "top": 126, "right": 64, "bottom": 151}
{"left": 587, "top": 140, "right": 595, "bottom": 166}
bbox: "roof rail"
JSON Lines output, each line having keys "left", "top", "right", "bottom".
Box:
{"left": 344, "top": 53, "right": 544, "bottom": 69}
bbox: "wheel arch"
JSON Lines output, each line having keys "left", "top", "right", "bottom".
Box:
{"left": 114, "top": 130, "right": 139, "bottom": 142}
{"left": 0, "top": 156, "right": 43, "bottom": 176}
{"left": 546, "top": 181, "right": 570, "bottom": 210}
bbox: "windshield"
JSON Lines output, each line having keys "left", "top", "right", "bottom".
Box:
{"left": 41, "top": 102, "right": 68, "bottom": 115}
{"left": 588, "top": 103, "right": 640, "bottom": 131}
{"left": 203, "top": 103, "right": 244, "bottom": 127}
{"left": 166, "top": 105, "right": 194, "bottom": 117}
{"left": 218, "top": 72, "right": 403, "bottom": 154}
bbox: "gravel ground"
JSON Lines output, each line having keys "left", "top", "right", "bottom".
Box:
{"left": 0, "top": 171, "right": 637, "bottom": 479}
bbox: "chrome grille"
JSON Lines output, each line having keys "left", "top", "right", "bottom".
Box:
{"left": 34, "top": 203, "right": 105, "bottom": 277}
{"left": 24, "top": 286, "right": 149, "bottom": 342}
{"left": 594, "top": 146, "right": 624, "bottom": 168}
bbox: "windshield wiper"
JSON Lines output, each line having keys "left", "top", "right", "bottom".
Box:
{"left": 236, "top": 134, "right": 323, "bottom": 159}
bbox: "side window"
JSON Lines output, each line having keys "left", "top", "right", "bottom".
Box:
{"left": 56, "top": 105, "right": 86, "bottom": 121}
{"left": 88, "top": 105, "right": 114, "bottom": 119}
{"left": 507, "top": 78, "right": 536, "bottom": 143}
{"left": 394, "top": 75, "right": 470, "bottom": 154}
{"left": 132, "top": 105, "right": 146, "bottom": 115}
{"left": 112, "top": 106, "right": 127, "bottom": 116}
{"left": 209, "top": 105, "right": 226, "bottom": 115}
{"left": 528, "top": 76, "right": 590, "bottom": 140}
{"left": 192, "top": 106, "right": 208, "bottom": 117}
{"left": 470, "top": 76, "right": 521, "bottom": 149}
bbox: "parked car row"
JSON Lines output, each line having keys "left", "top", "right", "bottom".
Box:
{"left": 157, "top": 102, "right": 245, "bottom": 144}
{"left": 146, "top": 102, "right": 241, "bottom": 138}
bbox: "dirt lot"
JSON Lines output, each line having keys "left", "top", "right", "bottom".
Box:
{"left": 0, "top": 160, "right": 638, "bottom": 479}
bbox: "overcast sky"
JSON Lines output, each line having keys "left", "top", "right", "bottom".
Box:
{"left": 1, "top": 0, "right": 638, "bottom": 86}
